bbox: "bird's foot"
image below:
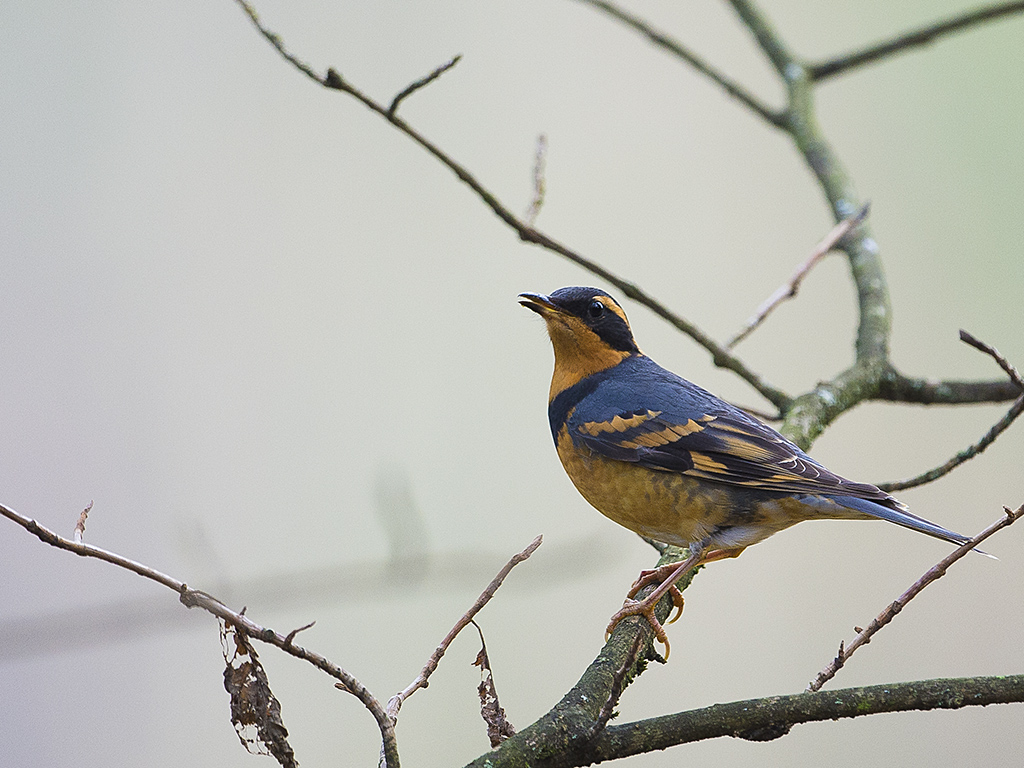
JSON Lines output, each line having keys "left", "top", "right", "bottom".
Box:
{"left": 626, "top": 565, "right": 686, "bottom": 623}
{"left": 605, "top": 592, "right": 674, "bottom": 658}
{"left": 604, "top": 543, "right": 711, "bottom": 659}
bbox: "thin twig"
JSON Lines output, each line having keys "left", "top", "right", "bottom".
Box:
{"left": 810, "top": 1, "right": 1024, "bottom": 81}
{"left": 385, "top": 535, "right": 543, "bottom": 721}
{"left": 959, "top": 330, "right": 1024, "bottom": 389}
{"left": 879, "top": 396, "right": 1024, "bottom": 491}
{"left": 879, "top": 331, "right": 1024, "bottom": 491}
{"left": 807, "top": 504, "right": 1023, "bottom": 692}
{"left": 74, "top": 501, "right": 92, "bottom": 544}
{"left": 727, "top": 205, "right": 868, "bottom": 348}
{"left": 524, "top": 134, "right": 548, "bottom": 226}
{"left": 574, "top": 0, "right": 784, "bottom": 127}
{"left": 0, "top": 502, "right": 400, "bottom": 768}
{"left": 235, "top": 1, "right": 322, "bottom": 81}
{"left": 232, "top": 0, "right": 791, "bottom": 408}
{"left": 283, "top": 620, "right": 316, "bottom": 647}
{"left": 388, "top": 55, "right": 462, "bottom": 116}
{"left": 726, "top": 0, "right": 899, "bottom": 370}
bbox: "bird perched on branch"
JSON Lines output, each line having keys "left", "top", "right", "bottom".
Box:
{"left": 520, "top": 286, "right": 972, "bottom": 657}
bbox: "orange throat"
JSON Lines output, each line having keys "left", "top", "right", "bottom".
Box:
{"left": 544, "top": 316, "right": 633, "bottom": 401}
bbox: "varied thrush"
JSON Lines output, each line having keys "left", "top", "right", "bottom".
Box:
{"left": 520, "top": 286, "right": 971, "bottom": 656}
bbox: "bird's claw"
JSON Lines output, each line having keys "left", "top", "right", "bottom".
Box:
{"left": 605, "top": 595, "right": 672, "bottom": 658}
{"left": 665, "top": 588, "right": 685, "bottom": 624}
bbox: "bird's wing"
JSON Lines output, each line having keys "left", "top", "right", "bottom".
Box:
{"left": 565, "top": 375, "right": 893, "bottom": 504}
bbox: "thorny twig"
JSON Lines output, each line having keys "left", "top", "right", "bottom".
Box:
{"left": 727, "top": 204, "right": 869, "bottom": 348}
{"left": 807, "top": 504, "right": 1023, "bottom": 692}
{"left": 283, "top": 621, "right": 316, "bottom": 647}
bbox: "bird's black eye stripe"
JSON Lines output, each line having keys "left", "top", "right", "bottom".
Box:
{"left": 587, "top": 300, "right": 605, "bottom": 319}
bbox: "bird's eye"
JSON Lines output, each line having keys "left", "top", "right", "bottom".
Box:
{"left": 587, "top": 300, "right": 605, "bottom": 319}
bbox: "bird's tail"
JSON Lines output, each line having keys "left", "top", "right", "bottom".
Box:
{"left": 828, "top": 494, "right": 992, "bottom": 557}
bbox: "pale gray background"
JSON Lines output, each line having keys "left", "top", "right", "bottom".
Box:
{"left": 2, "top": 1, "right": 1022, "bottom": 766}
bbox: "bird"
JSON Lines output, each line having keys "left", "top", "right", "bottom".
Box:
{"left": 519, "top": 286, "right": 974, "bottom": 656}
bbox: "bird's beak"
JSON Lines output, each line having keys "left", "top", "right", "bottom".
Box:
{"left": 518, "top": 292, "right": 563, "bottom": 316}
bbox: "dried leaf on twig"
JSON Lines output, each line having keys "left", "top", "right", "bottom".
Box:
{"left": 471, "top": 621, "right": 515, "bottom": 747}
{"left": 221, "top": 620, "right": 298, "bottom": 768}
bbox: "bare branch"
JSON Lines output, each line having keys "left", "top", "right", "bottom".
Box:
{"left": 235, "top": 0, "right": 322, "bottom": 82}
{"left": 283, "top": 620, "right": 316, "bottom": 647}
{"left": 879, "top": 331, "right": 1024, "bottom": 491}
{"left": 807, "top": 504, "right": 1022, "bottom": 692}
{"left": 573, "top": 0, "right": 784, "bottom": 126}
{"left": 726, "top": 0, "right": 798, "bottom": 78}
{"left": 523, "top": 134, "right": 548, "bottom": 227}
{"left": 580, "top": 675, "right": 1024, "bottom": 762}
{"left": 0, "top": 502, "right": 400, "bottom": 768}
{"left": 878, "top": 395, "right": 1024, "bottom": 491}
{"left": 727, "top": 204, "right": 868, "bottom": 348}
{"left": 386, "top": 535, "right": 542, "bottom": 721}
{"left": 879, "top": 371, "right": 1021, "bottom": 405}
{"left": 960, "top": 329, "right": 1024, "bottom": 389}
{"left": 388, "top": 55, "right": 462, "bottom": 116}
{"left": 726, "top": 0, "right": 894, "bottom": 369}
{"left": 232, "top": 0, "right": 791, "bottom": 408}
{"left": 811, "top": 1, "right": 1024, "bottom": 81}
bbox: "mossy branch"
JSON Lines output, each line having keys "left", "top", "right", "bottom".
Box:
{"left": 467, "top": 673, "right": 1024, "bottom": 767}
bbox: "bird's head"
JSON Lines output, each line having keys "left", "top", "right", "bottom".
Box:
{"left": 519, "top": 287, "right": 640, "bottom": 398}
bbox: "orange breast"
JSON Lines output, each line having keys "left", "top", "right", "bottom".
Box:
{"left": 555, "top": 425, "right": 819, "bottom": 549}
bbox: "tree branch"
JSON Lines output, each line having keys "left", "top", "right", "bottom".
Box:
{"left": 463, "top": 545, "right": 700, "bottom": 767}
{"left": 388, "top": 54, "right": 462, "bottom": 116}
{"left": 386, "top": 535, "right": 542, "bottom": 720}
{"left": 524, "top": 133, "right": 548, "bottom": 226}
{"left": 879, "top": 395, "right": 1024, "bottom": 491}
{"left": 878, "top": 372, "right": 1022, "bottom": 405}
{"left": 587, "top": 675, "right": 1024, "bottom": 762}
{"left": 727, "top": 204, "right": 868, "bottom": 348}
{"left": 879, "top": 330, "right": 1024, "bottom": 490}
{"left": 808, "top": 505, "right": 1021, "bottom": 692}
{"left": 810, "top": 1, "right": 1024, "bottom": 81}
{"left": 0, "top": 502, "right": 401, "bottom": 768}
{"left": 726, "top": 0, "right": 893, "bottom": 373}
{"left": 232, "top": 0, "right": 791, "bottom": 408}
{"left": 572, "top": 0, "right": 784, "bottom": 126}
